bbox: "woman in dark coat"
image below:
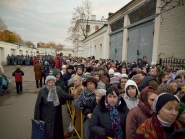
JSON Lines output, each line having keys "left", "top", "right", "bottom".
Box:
{"left": 89, "top": 87, "right": 129, "bottom": 139}
{"left": 34, "top": 75, "right": 74, "bottom": 139}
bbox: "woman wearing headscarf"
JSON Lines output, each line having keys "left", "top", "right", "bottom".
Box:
{"left": 134, "top": 93, "right": 183, "bottom": 139}
{"left": 89, "top": 87, "right": 129, "bottom": 139}
{"left": 126, "top": 86, "right": 158, "bottom": 139}
{"left": 34, "top": 75, "right": 74, "bottom": 139}
{"left": 124, "top": 80, "right": 139, "bottom": 110}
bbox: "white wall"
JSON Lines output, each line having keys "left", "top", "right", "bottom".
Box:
{"left": 0, "top": 41, "right": 37, "bottom": 65}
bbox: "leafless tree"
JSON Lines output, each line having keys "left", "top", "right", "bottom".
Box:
{"left": 66, "top": 0, "right": 93, "bottom": 44}
{"left": 158, "top": 0, "right": 184, "bottom": 14}
{"left": 0, "top": 17, "right": 7, "bottom": 32}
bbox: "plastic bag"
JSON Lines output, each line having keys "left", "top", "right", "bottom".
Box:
{"left": 64, "top": 122, "right": 74, "bottom": 138}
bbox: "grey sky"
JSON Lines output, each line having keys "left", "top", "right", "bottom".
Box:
{"left": 0, "top": 0, "right": 131, "bottom": 47}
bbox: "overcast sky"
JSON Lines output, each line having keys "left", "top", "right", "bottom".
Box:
{"left": 0, "top": 0, "right": 131, "bottom": 47}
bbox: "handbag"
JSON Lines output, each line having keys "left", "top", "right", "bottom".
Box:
{"left": 31, "top": 119, "right": 45, "bottom": 139}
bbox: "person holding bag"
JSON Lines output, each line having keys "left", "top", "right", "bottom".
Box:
{"left": 34, "top": 75, "right": 74, "bottom": 139}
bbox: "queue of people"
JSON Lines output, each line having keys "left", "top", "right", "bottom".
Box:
{"left": 31, "top": 54, "right": 185, "bottom": 139}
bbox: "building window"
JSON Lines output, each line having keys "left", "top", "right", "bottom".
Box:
{"left": 95, "top": 26, "right": 99, "bottom": 31}
{"left": 99, "top": 44, "right": 102, "bottom": 59}
{"left": 86, "top": 25, "right": 90, "bottom": 32}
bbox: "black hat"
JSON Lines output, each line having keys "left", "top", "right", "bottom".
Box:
{"left": 153, "top": 93, "right": 179, "bottom": 113}
{"left": 82, "top": 77, "right": 97, "bottom": 88}
{"left": 67, "top": 65, "right": 74, "bottom": 70}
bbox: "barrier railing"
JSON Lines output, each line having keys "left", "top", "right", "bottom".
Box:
{"left": 66, "top": 87, "right": 84, "bottom": 139}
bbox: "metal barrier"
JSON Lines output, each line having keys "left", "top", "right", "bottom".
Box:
{"left": 66, "top": 87, "right": 84, "bottom": 139}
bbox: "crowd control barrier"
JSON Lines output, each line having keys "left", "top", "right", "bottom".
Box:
{"left": 66, "top": 87, "right": 84, "bottom": 139}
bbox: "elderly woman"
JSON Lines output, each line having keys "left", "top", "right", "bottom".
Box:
{"left": 134, "top": 93, "right": 183, "bottom": 139}
{"left": 74, "top": 77, "right": 97, "bottom": 110}
{"left": 34, "top": 75, "right": 74, "bottom": 139}
{"left": 89, "top": 87, "right": 129, "bottom": 139}
{"left": 126, "top": 86, "right": 159, "bottom": 139}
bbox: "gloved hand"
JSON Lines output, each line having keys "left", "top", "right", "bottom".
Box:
{"left": 104, "top": 128, "right": 115, "bottom": 138}
{"left": 79, "top": 103, "right": 84, "bottom": 110}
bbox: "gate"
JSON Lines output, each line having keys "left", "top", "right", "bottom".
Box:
{"left": 127, "top": 22, "right": 154, "bottom": 63}
{"left": 110, "top": 31, "right": 123, "bottom": 61}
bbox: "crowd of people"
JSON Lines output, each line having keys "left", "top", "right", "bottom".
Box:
{"left": 1, "top": 54, "right": 185, "bottom": 139}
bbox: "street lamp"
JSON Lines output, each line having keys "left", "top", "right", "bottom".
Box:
{"left": 50, "top": 46, "right": 52, "bottom": 55}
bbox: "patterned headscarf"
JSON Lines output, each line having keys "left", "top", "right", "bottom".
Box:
{"left": 104, "top": 96, "right": 123, "bottom": 139}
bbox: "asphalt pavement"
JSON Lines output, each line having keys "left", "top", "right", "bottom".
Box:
{"left": 0, "top": 65, "right": 70, "bottom": 139}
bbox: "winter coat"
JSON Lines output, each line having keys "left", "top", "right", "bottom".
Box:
{"left": 134, "top": 115, "right": 182, "bottom": 139}
{"left": 74, "top": 89, "right": 96, "bottom": 110}
{"left": 12, "top": 69, "right": 24, "bottom": 82}
{"left": 42, "top": 65, "right": 50, "bottom": 77}
{"left": 63, "top": 72, "right": 73, "bottom": 86}
{"left": 138, "top": 76, "right": 157, "bottom": 92}
{"left": 124, "top": 80, "right": 139, "bottom": 110}
{"left": 126, "top": 101, "right": 154, "bottom": 139}
{"left": 55, "top": 79, "right": 67, "bottom": 93}
{"left": 34, "top": 86, "right": 74, "bottom": 139}
{"left": 97, "top": 81, "right": 106, "bottom": 89}
{"left": 89, "top": 96, "right": 129, "bottom": 139}
{"left": 34, "top": 63, "right": 42, "bottom": 80}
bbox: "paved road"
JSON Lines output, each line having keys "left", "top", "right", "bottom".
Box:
{"left": 0, "top": 65, "right": 70, "bottom": 139}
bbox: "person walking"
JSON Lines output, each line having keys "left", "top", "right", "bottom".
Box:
{"left": 12, "top": 65, "right": 24, "bottom": 94}
{"left": 0, "top": 64, "right": 4, "bottom": 96}
{"left": 34, "top": 60, "right": 42, "bottom": 88}
{"left": 34, "top": 75, "right": 74, "bottom": 139}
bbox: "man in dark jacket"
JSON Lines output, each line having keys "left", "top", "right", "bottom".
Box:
{"left": 12, "top": 65, "right": 24, "bottom": 94}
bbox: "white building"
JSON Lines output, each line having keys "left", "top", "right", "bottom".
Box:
{"left": 0, "top": 41, "right": 37, "bottom": 65}
{"left": 73, "top": 15, "right": 108, "bottom": 57}
{"left": 57, "top": 46, "right": 73, "bottom": 57}
{"left": 82, "top": 24, "right": 109, "bottom": 59}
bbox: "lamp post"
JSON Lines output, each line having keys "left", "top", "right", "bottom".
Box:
{"left": 50, "top": 46, "right": 52, "bottom": 55}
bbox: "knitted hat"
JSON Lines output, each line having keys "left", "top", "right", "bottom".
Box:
{"left": 125, "top": 80, "right": 139, "bottom": 93}
{"left": 176, "top": 70, "right": 185, "bottom": 77}
{"left": 153, "top": 93, "right": 179, "bottom": 113}
{"left": 108, "top": 69, "right": 114, "bottom": 74}
{"left": 62, "top": 65, "right": 66, "bottom": 69}
{"left": 67, "top": 65, "right": 74, "bottom": 70}
{"left": 157, "top": 83, "right": 172, "bottom": 94}
{"left": 121, "top": 74, "right": 128, "bottom": 78}
{"left": 114, "top": 72, "right": 122, "bottom": 78}
{"left": 45, "top": 75, "right": 56, "bottom": 84}
{"left": 177, "top": 102, "right": 185, "bottom": 119}
{"left": 93, "top": 72, "right": 101, "bottom": 77}
{"left": 82, "top": 77, "right": 97, "bottom": 88}
{"left": 16, "top": 65, "right": 21, "bottom": 69}
{"left": 110, "top": 77, "right": 120, "bottom": 84}
{"left": 53, "top": 69, "right": 61, "bottom": 76}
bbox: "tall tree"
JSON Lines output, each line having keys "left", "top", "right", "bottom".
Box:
{"left": 0, "top": 17, "right": 7, "bottom": 32}
{"left": 66, "top": 0, "right": 93, "bottom": 44}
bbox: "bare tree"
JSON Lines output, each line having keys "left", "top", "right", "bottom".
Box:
{"left": 158, "top": 0, "right": 184, "bottom": 14}
{"left": 0, "top": 17, "right": 7, "bottom": 32}
{"left": 66, "top": 0, "right": 93, "bottom": 44}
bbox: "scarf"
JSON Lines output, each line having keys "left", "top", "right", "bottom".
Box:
{"left": 138, "top": 101, "right": 154, "bottom": 118}
{"left": 104, "top": 96, "right": 123, "bottom": 139}
{"left": 83, "top": 89, "right": 93, "bottom": 101}
{"left": 47, "top": 86, "right": 60, "bottom": 106}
